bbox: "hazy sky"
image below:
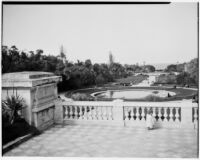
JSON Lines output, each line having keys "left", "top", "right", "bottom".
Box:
{"left": 3, "top": 3, "right": 198, "bottom": 65}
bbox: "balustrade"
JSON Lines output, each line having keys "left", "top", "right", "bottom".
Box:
{"left": 124, "top": 105, "right": 181, "bottom": 123}
{"left": 55, "top": 100, "right": 198, "bottom": 129}
{"left": 63, "top": 105, "right": 113, "bottom": 121}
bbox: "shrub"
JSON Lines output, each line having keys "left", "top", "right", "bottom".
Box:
{"left": 2, "top": 95, "right": 40, "bottom": 145}
{"left": 144, "top": 95, "right": 163, "bottom": 101}
{"left": 152, "top": 91, "right": 159, "bottom": 94}
{"left": 71, "top": 93, "right": 94, "bottom": 101}
{"left": 2, "top": 95, "right": 25, "bottom": 125}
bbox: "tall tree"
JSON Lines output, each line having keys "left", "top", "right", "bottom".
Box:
{"left": 165, "top": 64, "right": 177, "bottom": 72}
{"left": 59, "top": 45, "right": 66, "bottom": 64}
{"left": 108, "top": 51, "right": 114, "bottom": 66}
{"left": 185, "top": 58, "right": 198, "bottom": 84}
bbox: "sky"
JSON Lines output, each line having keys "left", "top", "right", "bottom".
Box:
{"left": 3, "top": 3, "right": 198, "bottom": 65}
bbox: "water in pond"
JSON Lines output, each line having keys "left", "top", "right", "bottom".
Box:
{"left": 92, "top": 89, "right": 176, "bottom": 99}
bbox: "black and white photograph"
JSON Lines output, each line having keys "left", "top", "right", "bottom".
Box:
{"left": 1, "top": 1, "right": 199, "bottom": 158}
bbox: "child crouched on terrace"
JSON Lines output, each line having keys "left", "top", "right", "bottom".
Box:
{"left": 146, "top": 110, "right": 155, "bottom": 130}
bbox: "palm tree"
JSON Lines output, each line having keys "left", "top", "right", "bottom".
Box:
{"left": 2, "top": 95, "right": 25, "bottom": 125}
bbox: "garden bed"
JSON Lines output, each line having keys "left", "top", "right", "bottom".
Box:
{"left": 2, "top": 118, "right": 39, "bottom": 146}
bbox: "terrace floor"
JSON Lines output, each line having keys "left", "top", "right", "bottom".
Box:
{"left": 4, "top": 124, "right": 198, "bottom": 158}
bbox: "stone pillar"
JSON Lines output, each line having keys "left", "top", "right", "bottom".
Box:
{"left": 54, "top": 100, "right": 64, "bottom": 124}
{"left": 112, "top": 99, "right": 124, "bottom": 126}
{"left": 2, "top": 72, "right": 62, "bottom": 131}
{"left": 181, "top": 102, "right": 196, "bottom": 129}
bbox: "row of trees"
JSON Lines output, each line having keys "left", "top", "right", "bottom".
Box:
{"left": 3, "top": 45, "right": 197, "bottom": 89}
{"left": 165, "top": 63, "right": 185, "bottom": 72}
{"left": 2, "top": 46, "right": 60, "bottom": 73}
{"left": 163, "top": 58, "right": 198, "bottom": 86}
{"left": 3, "top": 46, "right": 156, "bottom": 91}
{"left": 124, "top": 64, "right": 155, "bottom": 73}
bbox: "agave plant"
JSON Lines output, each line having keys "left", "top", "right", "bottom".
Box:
{"left": 2, "top": 95, "right": 25, "bottom": 125}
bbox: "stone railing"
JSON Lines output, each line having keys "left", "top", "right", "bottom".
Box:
{"left": 63, "top": 105, "right": 113, "bottom": 121}
{"left": 192, "top": 106, "right": 198, "bottom": 129}
{"left": 192, "top": 107, "right": 198, "bottom": 122}
{"left": 54, "top": 99, "right": 198, "bottom": 129}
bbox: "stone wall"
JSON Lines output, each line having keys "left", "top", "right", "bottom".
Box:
{"left": 2, "top": 72, "right": 62, "bottom": 131}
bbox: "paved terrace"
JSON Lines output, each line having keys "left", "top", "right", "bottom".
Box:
{"left": 4, "top": 124, "right": 198, "bottom": 158}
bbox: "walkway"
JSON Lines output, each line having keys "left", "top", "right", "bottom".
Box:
{"left": 4, "top": 124, "right": 198, "bottom": 157}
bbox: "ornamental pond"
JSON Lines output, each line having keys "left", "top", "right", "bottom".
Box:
{"left": 91, "top": 89, "right": 176, "bottom": 100}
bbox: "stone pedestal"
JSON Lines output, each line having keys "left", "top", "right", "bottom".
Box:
{"left": 2, "top": 72, "right": 62, "bottom": 131}
{"left": 112, "top": 99, "right": 125, "bottom": 126}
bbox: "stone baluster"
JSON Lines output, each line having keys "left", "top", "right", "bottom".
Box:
{"left": 175, "top": 107, "right": 180, "bottom": 122}
{"left": 141, "top": 107, "right": 145, "bottom": 121}
{"left": 106, "top": 106, "right": 109, "bottom": 120}
{"left": 100, "top": 106, "right": 103, "bottom": 120}
{"left": 169, "top": 107, "right": 174, "bottom": 122}
{"left": 96, "top": 106, "right": 100, "bottom": 120}
{"left": 124, "top": 107, "right": 129, "bottom": 120}
{"left": 99, "top": 106, "right": 103, "bottom": 120}
{"left": 100, "top": 106, "right": 104, "bottom": 120}
{"left": 69, "top": 106, "right": 73, "bottom": 119}
{"left": 91, "top": 106, "right": 95, "bottom": 120}
{"left": 74, "top": 106, "right": 77, "bottom": 119}
{"left": 157, "top": 108, "right": 162, "bottom": 121}
{"left": 79, "top": 106, "right": 83, "bottom": 120}
{"left": 90, "top": 106, "right": 94, "bottom": 119}
{"left": 93, "top": 106, "right": 97, "bottom": 120}
{"left": 135, "top": 107, "right": 140, "bottom": 122}
{"left": 105, "top": 106, "right": 109, "bottom": 120}
{"left": 128, "top": 107, "right": 135, "bottom": 121}
{"left": 145, "top": 107, "right": 150, "bottom": 120}
{"left": 65, "top": 106, "right": 68, "bottom": 119}
{"left": 97, "top": 107, "right": 100, "bottom": 119}
{"left": 63, "top": 106, "right": 68, "bottom": 119}
{"left": 88, "top": 106, "right": 92, "bottom": 120}
{"left": 130, "top": 107, "right": 135, "bottom": 120}
{"left": 103, "top": 106, "right": 107, "bottom": 120}
{"left": 62, "top": 106, "right": 65, "bottom": 119}
{"left": 83, "top": 106, "right": 88, "bottom": 120}
{"left": 163, "top": 107, "right": 168, "bottom": 122}
{"left": 152, "top": 107, "right": 156, "bottom": 118}
{"left": 96, "top": 106, "right": 102, "bottom": 120}
{"left": 193, "top": 108, "right": 198, "bottom": 122}
{"left": 109, "top": 107, "right": 113, "bottom": 120}
{"left": 77, "top": 106, "right": 81, "bottom": 119}
{"left": 77, "top": 106, "right": 82, "bottom": 119}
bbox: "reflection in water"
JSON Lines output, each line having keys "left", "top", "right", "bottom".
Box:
{"left": 95, "top": 90, "right": 176, "bottom": 99}
{"left": 109, "top": 90, "right": 114, "bottom": 98}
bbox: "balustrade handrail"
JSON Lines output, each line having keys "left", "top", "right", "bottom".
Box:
{"left": 123, "top": 102, "right": 198, "bottom": 108}
{"left": 60, "top": 100, "right": 197, "bottom": 108}
{"left": 61, "top": 101, "right": 114, "bottom": 106}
